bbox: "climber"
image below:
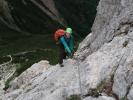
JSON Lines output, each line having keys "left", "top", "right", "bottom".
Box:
{"left": 54, "top": 27, "right": 74, "bottom": 67}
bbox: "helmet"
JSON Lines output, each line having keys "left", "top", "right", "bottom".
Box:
{"left": 66, "top": 28, "right": 72, "bottom": 34}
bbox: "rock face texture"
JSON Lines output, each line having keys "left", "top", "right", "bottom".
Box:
{"left": 1, "top": 0, "right": 133, "bottom": 100}
{"left": 75, "top": 0, "right": 133, "bottom": 99}
{"left": 76, "top": 0, "right": 133, "bottom": 60}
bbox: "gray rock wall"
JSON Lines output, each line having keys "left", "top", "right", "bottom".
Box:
{"left": 76, "top": 0, "right": 133, "bottom": 60}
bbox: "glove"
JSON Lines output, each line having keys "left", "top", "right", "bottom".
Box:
{"left": 73, "top": 52, "right": 79, "bottom": 60}
{"left": 74, "top": 52, "right": 78, "bottom": 56}
{"left": 68, "top": 53, "right": 73, "bottom": 58}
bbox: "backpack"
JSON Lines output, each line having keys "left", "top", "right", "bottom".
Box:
{"left": 54, "top": 29, "right": 65, "bottom": 42}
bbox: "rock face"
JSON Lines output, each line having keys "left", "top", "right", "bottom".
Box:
{"left": 1, "top": 0, "right": 133, "bottom": 100}
{"left": 127, "top": 85, "right": 133, "bottom": 100}
{"left": 76, "top": 0, "right": 133, "bottom": 60}
{"left": 1, "top": 59, "right": 82, "bottom": 100}
{"left": 75, "top": 0, "right": 133, "bottom": 99}
{"left": 83, "top": 96, "right": 115, "bottom": 100}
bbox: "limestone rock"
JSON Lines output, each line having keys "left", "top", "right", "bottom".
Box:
{"left": 9, "top": 60, "right": 50, "bottom": 91}
{"left": 127, "top": 85, "right": 133, "bottom": 100}
{"left": 83, "top": 96, "right": 115, "bottom": 100}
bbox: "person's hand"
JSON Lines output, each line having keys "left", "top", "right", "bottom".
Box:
{"left": 74, "top": 52, "right": 78, "bottom": 56}
{"left": 68, "top": 53, "right": 73, "bottom": 58}
{"left": 73, "top": 52, "right": 80, "bottom": 60}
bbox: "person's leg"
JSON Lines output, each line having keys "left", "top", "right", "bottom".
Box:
{"left": 58, "top": 44, "right": 65, "bottom": 67}
{"left": 63, "top": 51, "right": 67, "bottom": 59}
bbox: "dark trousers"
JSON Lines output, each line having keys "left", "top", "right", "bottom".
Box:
{"left": 58, "top": 44, "right": 67, "bottom": 64}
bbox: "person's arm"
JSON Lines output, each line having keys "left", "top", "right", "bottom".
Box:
{"left": 70, "top": 35, "right": 74, "bottom": 52}
{"left": 60, "top": 37, "right": 72, "bottom": 54}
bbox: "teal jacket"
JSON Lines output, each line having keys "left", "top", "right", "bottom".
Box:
{"left": 60, "top": 35, "right": 73, "bottom": 55}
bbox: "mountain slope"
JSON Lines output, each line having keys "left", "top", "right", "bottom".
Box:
{"left": 0, "top": 0, "right": 99, "bottom": 37}
{"left": 1, "top": 0, "right": 133, "bottom": 100}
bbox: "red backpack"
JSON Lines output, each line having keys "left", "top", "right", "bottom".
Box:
{"left": 54, "top": 29, "right": 65, "bottom": 42}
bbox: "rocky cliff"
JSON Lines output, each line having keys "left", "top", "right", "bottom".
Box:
{"left": 1, "top": 0, "right": 133, "bottom": 100}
